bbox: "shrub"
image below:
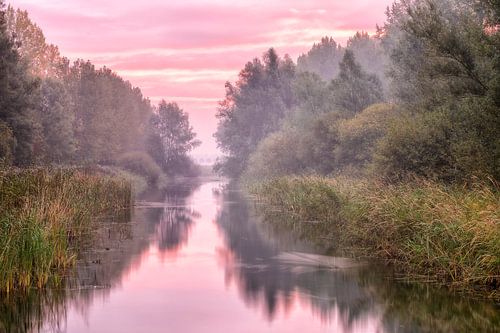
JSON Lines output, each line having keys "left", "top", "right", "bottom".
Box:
{"left": 335, "top": 103, "right": 399, "bottom": 170}
{"left": 116, "top": 151, "right": 163, "bottom": 184}
{"left": 245, "top": 129, "right": 305, "bottom": 180}
{"left": 374, "top": 99, "right": 499, "bottom": 182}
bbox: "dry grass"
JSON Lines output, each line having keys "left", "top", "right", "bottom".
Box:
{"left": 0, "top": 168, "right": 131, "bottom": 292}
{"left": 250, "top": 176, "right": 500, "bottom": 299}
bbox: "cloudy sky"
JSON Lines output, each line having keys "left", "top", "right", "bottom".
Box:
{"left": 10, "top": 0, "right": 393, "bottom": 156}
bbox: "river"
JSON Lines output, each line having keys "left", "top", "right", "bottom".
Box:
{"left": 1, "top": 179, "right": 498, "bottom": 332}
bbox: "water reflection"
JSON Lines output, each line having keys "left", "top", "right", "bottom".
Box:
{"left": 0, "top": 180, "right": 498, "bottom": 333}
{"left": 214, "top": 184, "right": 500, "bottom": 332}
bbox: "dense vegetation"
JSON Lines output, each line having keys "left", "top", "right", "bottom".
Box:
{"left": 0, "top": 168, "right": 131, "bottom": 292}
{"left": 214, "top": 0, "right": 500, "bottom": 297}
{"left": 0, "top": 0, "right": 202, "bottom": 291}
{"left": 0, "top": 1, "right": 200, "bottom": 183}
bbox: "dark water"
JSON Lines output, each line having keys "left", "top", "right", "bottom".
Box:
{"left": 1, "top": 180, "right": 498, "bottom": 333}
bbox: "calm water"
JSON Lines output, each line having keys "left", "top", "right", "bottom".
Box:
{"left": 1, "top": 180, "right": 498, "bottom": 333}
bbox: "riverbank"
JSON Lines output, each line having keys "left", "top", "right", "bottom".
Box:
{"left": 0, "top": 168, "right": 132, "bottom": 292}
{"left": 249, "top": 176, "right": 500, "bottom": 300}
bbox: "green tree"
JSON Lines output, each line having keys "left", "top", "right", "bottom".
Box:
{"left": 0, "top": 0, "right": 38, "bottom": 165}
{"left": 297, "top": 37, "right": 344, "bottom": 81}
{"left": 330, "top": 50, "right": 384, "bottom": 114}
{"left": 37, "top": 78, "right": 76, "bottom": 163}
{"left": 150, "top": 101, "right": 200, "bottom": 173}
{"left": 5, "top": 5, "right": 68, "bottom": 78}
{"left": 215, "top": 48, "right": 296, "bottom": 177}
{"left": 377, "top": 0, "right": 500, "bottom": 180}
{"left": 65, "top": 60, "right": 152, "bottom": 163}
{"left": 347, "top": 31, "right": 388, "bottom": 92}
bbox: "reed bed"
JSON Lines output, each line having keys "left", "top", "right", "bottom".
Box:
{"left": 0, "top": 168, "right": 131, "bottom": 292}
{"left": 251, "top": 176, "right": 500, "bottom": 299}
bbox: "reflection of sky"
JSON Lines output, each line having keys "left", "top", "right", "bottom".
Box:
{"left": 9, "top": 0, "right": 393, "bottom": 155}
{"left": 62, "top": 182, "right": 387, "bottom": 332}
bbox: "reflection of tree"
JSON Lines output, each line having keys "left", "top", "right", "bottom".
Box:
{"left": 0, "top": 180, "right": 202, "bottom": 333}
{"left": 215, "top": 186, "right": 500, "bottom": 332}
{"left": 215, "top": 187, "right": 370, "bottom": 327}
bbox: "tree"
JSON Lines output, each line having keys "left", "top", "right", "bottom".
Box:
{"left": 65, "top": 60, "right": 152, "bottom": 163}
{"left": 347, "top": 31, "right": 388, "bottom": 93}
{"left": 37, "top": 78, "right": 76, "bottom": 163}
{"left": 381, "top": 0, "right": 497, "bottom": 107}
{"left": 150, "top": 101, "right": 200, "bottom": 173}
{"left": 0, "top": 0, "right": 39, "bottom": 165}
{"left": 330, "top": 50, "right": 384, "bottom": 114}
{"left": 5, "top": 5, "right": 68, "bottom": 78}
{"left": 214, "top": 48, "right": 296, "bottom": 177}
{"left": 297, "top": 37, "right": 344, "bottom": 81}
{"left": 376, "top": 0, "right": 500, "bottom": 181}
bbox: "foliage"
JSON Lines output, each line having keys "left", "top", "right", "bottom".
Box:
{"left": 346, "top": 31, "right": 388, "bottom": 92}
{"left": 5, "top": 5, "right": 67, "bottom": 79}
{"left": 374, "top": 99, "right": 500, "bottom": 181}
{"left": 36, "top": 78, "right": 76, "bottom": 164}
{"left": 214, "top": 48, "right": 296, "bottom": 177}
{"left": 244, "top": 129, "right": 305, "bottom": 180}
{"left": 330, "top": 50, "right": 384, "bottom": 114}
{"left": 297, "top": 37, "right": 344, "bottom": 81}
{"left": 149, "top": 101, "right": 200, "bottom": 174}
{"left": 65, "top": 61, "right": 152, "bottom": 164}
{"left": 382, "top": 0, "right": 496, "bottom": 107}
{"left": 116, "top": 151, "right": 163, "bottom": 185}
{"left": 0, "top": 1, "right": 39, "bottom": 165}
{"left": 335, "top": 103, "right": 399, "bottom": 171}
{"left": 285, "top": 72, "right": 335, "bottom": 126}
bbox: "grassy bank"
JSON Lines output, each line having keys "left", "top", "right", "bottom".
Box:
{"left": 0, "top": 168, "right": 131, "bottom": 292}
{"left": 250, "top": 176, "right": 500, "bottom": 299}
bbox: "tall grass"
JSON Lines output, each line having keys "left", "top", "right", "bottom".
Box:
{"left": 250, "top": 176, "right": 500, "bottom": 299}
{"left": 0, "top": 168, "right": 131, "bottom": 292}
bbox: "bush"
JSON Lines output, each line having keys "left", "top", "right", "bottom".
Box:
{"left": 245, "top": 129, "right": 305, "bottom": 180}
{"left": 374, "top": 99, "right": 500, "bottom": 182}
{"left": 116, "top": 151, "right": 163, "bottom": 184}
{"left": 335, "top": 103, "right": 399, "bottom": 170}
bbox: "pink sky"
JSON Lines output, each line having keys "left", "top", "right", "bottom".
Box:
{"left": 10, "top": 0, "right": 393, "bottom": 156}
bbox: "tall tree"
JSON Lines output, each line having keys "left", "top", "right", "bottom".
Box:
{"left": 375, "top": 0, "right": 500, "bottom": 180}
{"left": 0, "top": 0, "right": 38, "bottom": 165}
{"left": 65, "top": 60, "right": 152, "bottom": 163}
{"left": 37, "top": 78, "right": 76, "bottom": 163}
{"left": 214, "top": 48, "right": 296, "bottom": 177}
{"left": 5, "top": 5, "right": 68, "bottom": 78}
{"left": 147, "top": 101, "right": 199, "bottom": 174}
{"left": 330, "top": 50, "right": 384, "bottom": 114}
{"left": 347, "top": 31, "right": 388, "bottom": 92}
{"left": 297, "top": 37, "right": 344, "bottom": 81}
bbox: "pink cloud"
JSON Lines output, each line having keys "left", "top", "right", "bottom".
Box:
{"left": 9, "top": 0, "right": 394, "bottom": 155}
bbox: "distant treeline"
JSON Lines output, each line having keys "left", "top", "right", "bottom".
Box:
{"left": 215, "top": 0, "right": 500, "bottom": 183}
{"left": 0, "top": 1, "right": 200, "bottom": 182}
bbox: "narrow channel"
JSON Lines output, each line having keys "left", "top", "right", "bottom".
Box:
{"left": 2, "top": 179, "right": 498, "bottom": 333}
